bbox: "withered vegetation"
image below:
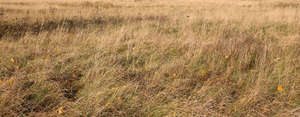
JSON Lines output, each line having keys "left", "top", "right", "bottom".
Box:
{"left": 0, "top": 0, "right": 299, "bottom": 116}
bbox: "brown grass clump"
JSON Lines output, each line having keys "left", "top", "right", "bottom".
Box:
{"left": 0, "top": 0, "right": 300, "bottom": 116}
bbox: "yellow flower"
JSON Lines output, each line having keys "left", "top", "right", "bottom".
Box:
{"left": 106, "top": 102, "right": 110, "bottom": 107}
{"left": 172, "top": 73, "right": 176, "bottom": 78}
{"left": 201, "top": 71, "right": 207, "bottom": 77}
{"left": 117, "top": 97, "right": 121, "bottom": 102}
{"left": 10, "top": 58, "right": 15, "bottom": 63}
{"left": 7, "top": 79, "right": 13, "bottom": 84}
{"left": 263, "top": 107, "right": 270, "bottom": 111}
{"left": 277, "top": 85, "right": 283, "bottom": 92}
{"left": 225, "top": 55, "right": 229, "bottom": 59}
{"left": 72, "top": 74, "right": 76, "bottom": 78}
{"left": 57, "top": 106, "right": 64, "bottom": 115}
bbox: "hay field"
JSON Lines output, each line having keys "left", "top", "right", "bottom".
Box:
{"left": 0, "top": 0, "right": 300, "bottom": 116}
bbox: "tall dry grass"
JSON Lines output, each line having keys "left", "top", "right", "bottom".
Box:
{"left": 0, "top": 0, "right": 299, "bottom": 116}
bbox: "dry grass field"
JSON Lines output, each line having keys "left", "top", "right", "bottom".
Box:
{"left": 0, "top": 0, "right": 300, "bottom": 116}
